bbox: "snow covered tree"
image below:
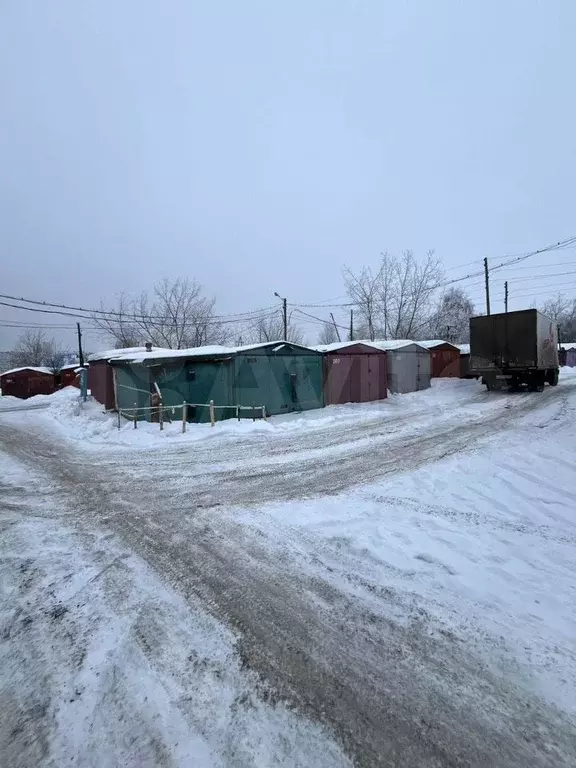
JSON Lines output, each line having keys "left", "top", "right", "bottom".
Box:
{"left": 425, "top": 287, "right": 476, "bottom": 342}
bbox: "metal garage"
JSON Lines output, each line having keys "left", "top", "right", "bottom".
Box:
{"left": 105, "top": 341, "right": 324, "bottom": 423}
{"left": 369, "top": 340, "right": 431, "bottom": 393}
{"left": 418, "top": 340, "right": 461, "bottom": 378}
{"left": 0, "top": 366, "right": 56, "bottom": 399}
{"left": 313, "top": 341, "right": 387, "bottom": 405}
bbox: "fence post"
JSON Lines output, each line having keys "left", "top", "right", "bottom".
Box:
{"left": 159, "top": 405, "right": 164, "bottom": 431}
{"left": 237, "top": 405, "right": 240, "bottom": 422}
{"left": 261, "top": 405, "right": 266, "bottom": 421}
{"left": 117, "top": 410, "right": 121, "bottom": 430}
{"left": 182, "top": 403, "right": 187, "bottom": 433}
{"left": 209, "top": 400, "right": 215, "bottom": 427}
{"left": 134, "top": 402, "right": 138, "bottom": 429}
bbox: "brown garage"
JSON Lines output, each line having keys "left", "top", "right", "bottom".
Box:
{"left": 87, "top": 358, "right": 116, "bottom": 409}
{"left": 0, "top": 366, "right": 56, "bottom": 399}
{"left": 314, "top": 342, "right": 388, "bottom": 405}
{"left": 57, "top": 364, "right": 81, "bottom": 389}
{"left": 419, "top": 340, "right": 461, "bottom": 378}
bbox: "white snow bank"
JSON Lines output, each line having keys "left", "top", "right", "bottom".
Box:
{"left": 232, "top": 380, "right": 576, "bottom": 715}
{"left": 10, "top": 378, "right": 491, "bottom": 449}
{"left": 10, "top": 374, "right": 576, "bottom": 453}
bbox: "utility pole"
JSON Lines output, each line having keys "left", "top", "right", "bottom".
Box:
{"left": 350, "top": 309, "right": 354, "bottom": 341}
{"left": 76, "top": 322, "right": 84, "bottom": 367}
{"left": 274, "top": 292, "right": 288, "bottom": 340}
{"left": 484, "top": 257, "right": 491, "bottom": 315}
{"left": 330, "top": 313, "right": 341, "bottom": 342}
{"left": 504, "top": 281, "right": 508, "bottom": 313}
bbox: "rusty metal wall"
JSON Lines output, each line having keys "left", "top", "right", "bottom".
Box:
{"left": 0, "top": 370, "right": 55, "bottom": 399}
{"left": 58, "top": 369, "right": 80, "bottom": 389}
{"left": 88, "top": 360, "right": 116, "bottom": 409}
{"left": 429, "top": 344, "right": 461, "bottom": 378}
{"left": 322, "top": 344, "right": 387, "bottom": 405}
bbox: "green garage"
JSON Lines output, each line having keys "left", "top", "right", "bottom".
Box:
{"left": 110, "top": 342, "right": 324, "bottom": 423}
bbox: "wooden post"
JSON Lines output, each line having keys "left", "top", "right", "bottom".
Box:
{"left": 261, "top": 405, "right": 266, "bottom": 420}
{"left": 117, "top": 410, "right": 121, "bottom": 430}
{"left": 484, "top": 257, "right": 491, "bottom": 315}
{"left": 182, "top": 403, "right": 187, "bottom": 433}
{"left": 209, "top": 399, "right": 215, "bottom": 427}
{"left": 330, "top": 312, "right": 341, "bottom": 342}
{"left": 237, "top": 405, "right": 240, "bottom": 421}
{"left": 133, "top": 402, "right": 138, "bottom": 429}
{"left": 159, "top": 405, "right": 164, "bottom": 431}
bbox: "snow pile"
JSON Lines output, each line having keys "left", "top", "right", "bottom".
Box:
{"left": 14, "top": 379, "right": 490, "bottom": 449}
{"left": 233, "top": 374, "right": 576, "bottom": 714}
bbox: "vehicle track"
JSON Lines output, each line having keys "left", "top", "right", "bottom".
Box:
{"left": 1, "top": 383, "right": 575, "bottom": 766}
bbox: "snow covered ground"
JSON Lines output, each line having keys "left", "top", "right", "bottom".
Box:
{"left": 0, "top": 453, "right": 350, "bottom": 768}
{"left": 0, "top": 375, "right": 540, "bottom": 448}
{"left": 2, "top": 372, "right": 576, "bottom": 766}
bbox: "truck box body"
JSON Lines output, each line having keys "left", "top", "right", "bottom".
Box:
{"left": 470, "top": 309, "right": 558, "bottom": 372}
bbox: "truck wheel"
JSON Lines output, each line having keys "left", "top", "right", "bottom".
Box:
{"left": 547, "top": 369, "right": 559, "bottom": 387}
{"left": 483, "top": 378, "right": 492, "bottom": 391}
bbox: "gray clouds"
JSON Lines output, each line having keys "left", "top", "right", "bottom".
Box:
{"left": 1, "top": 1, "right": 575, "bottom": 350}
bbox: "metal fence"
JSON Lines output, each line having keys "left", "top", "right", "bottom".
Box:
{"left": 117, "top": 399, "right": 267, "bottom": 432}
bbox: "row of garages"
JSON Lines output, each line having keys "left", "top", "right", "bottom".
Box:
{"left": 0, "top": 364, "right": 81, "bottom": 399}
{"left": 85, "top": 339, "right": 467, "bottom": 423}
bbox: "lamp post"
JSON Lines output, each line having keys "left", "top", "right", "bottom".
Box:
{"left": 274, "top": 292, "right": 288, "bottom": 340}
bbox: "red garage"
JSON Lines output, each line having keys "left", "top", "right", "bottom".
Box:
{"left": 314, "top": 342, "right": 388, "bottom": 405}
{"left": 419, "top": 340, "right": 461, "bottom": 378}
{"left": 57, "top": 363, "right": 81, "bottom": 389}
{"left": 0, "top": 366, "right": 56, "bottom": 399}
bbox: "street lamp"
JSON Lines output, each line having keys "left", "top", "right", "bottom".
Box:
{"left": 274, "top": 292, "right": 288, "bottom": 340}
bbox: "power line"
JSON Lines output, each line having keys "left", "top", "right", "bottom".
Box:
{"left": 0, "top": 299, "right": 280, "bottom": 328}
{"left": 293, "top": 308, "right": 349, "bottom": 331}
{"left": 496, "top": 281, "right": 576, "bottom": 300}
{"left": 0, "top": 292, "right": 279, "bottom": 323}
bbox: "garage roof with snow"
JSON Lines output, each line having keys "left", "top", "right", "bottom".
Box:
{"left": 417, "top": 340, "right": 459, "bottom": 351}
{"left": 0, "top": 366, "right": 53, "bottom": 377}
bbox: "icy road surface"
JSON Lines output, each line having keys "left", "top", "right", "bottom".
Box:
{"left": 1, "top": 376, "right": 576, "bottom": 767}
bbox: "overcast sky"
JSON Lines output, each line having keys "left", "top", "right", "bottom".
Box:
{"left": 1, "top": 0, "right": 575, "bottom": 352}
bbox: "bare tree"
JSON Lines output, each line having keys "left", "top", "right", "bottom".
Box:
{"left": 317, "top": 322, "right": 339, "bottom": 345}
{"left": 44, "top": 346, "right": 69, "bottom": 375}
{"left": 93, "top": 278, "right": 224, "bottom": 349}
{"left": 540, "top": 294, "right": 576, "bottom": 341}
{"left": 8, "top": 330, "right": 66, "bottom": 372}
{"left": 344, "top": 250, "right": 444, "bottom": 340}
{"left": 244, "top": 312, "right": 304, "bottom": 345}
{"left": 343, "top": 264, "right": 385, "bottom": 341}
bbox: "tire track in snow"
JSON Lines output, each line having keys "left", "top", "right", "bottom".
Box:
{"left": 1, "top": 384, "right": 576, "bottom": 766}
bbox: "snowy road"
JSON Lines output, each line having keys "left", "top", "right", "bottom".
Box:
{"left": 2, "top": 379, "right": 576, "bottom": 766}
